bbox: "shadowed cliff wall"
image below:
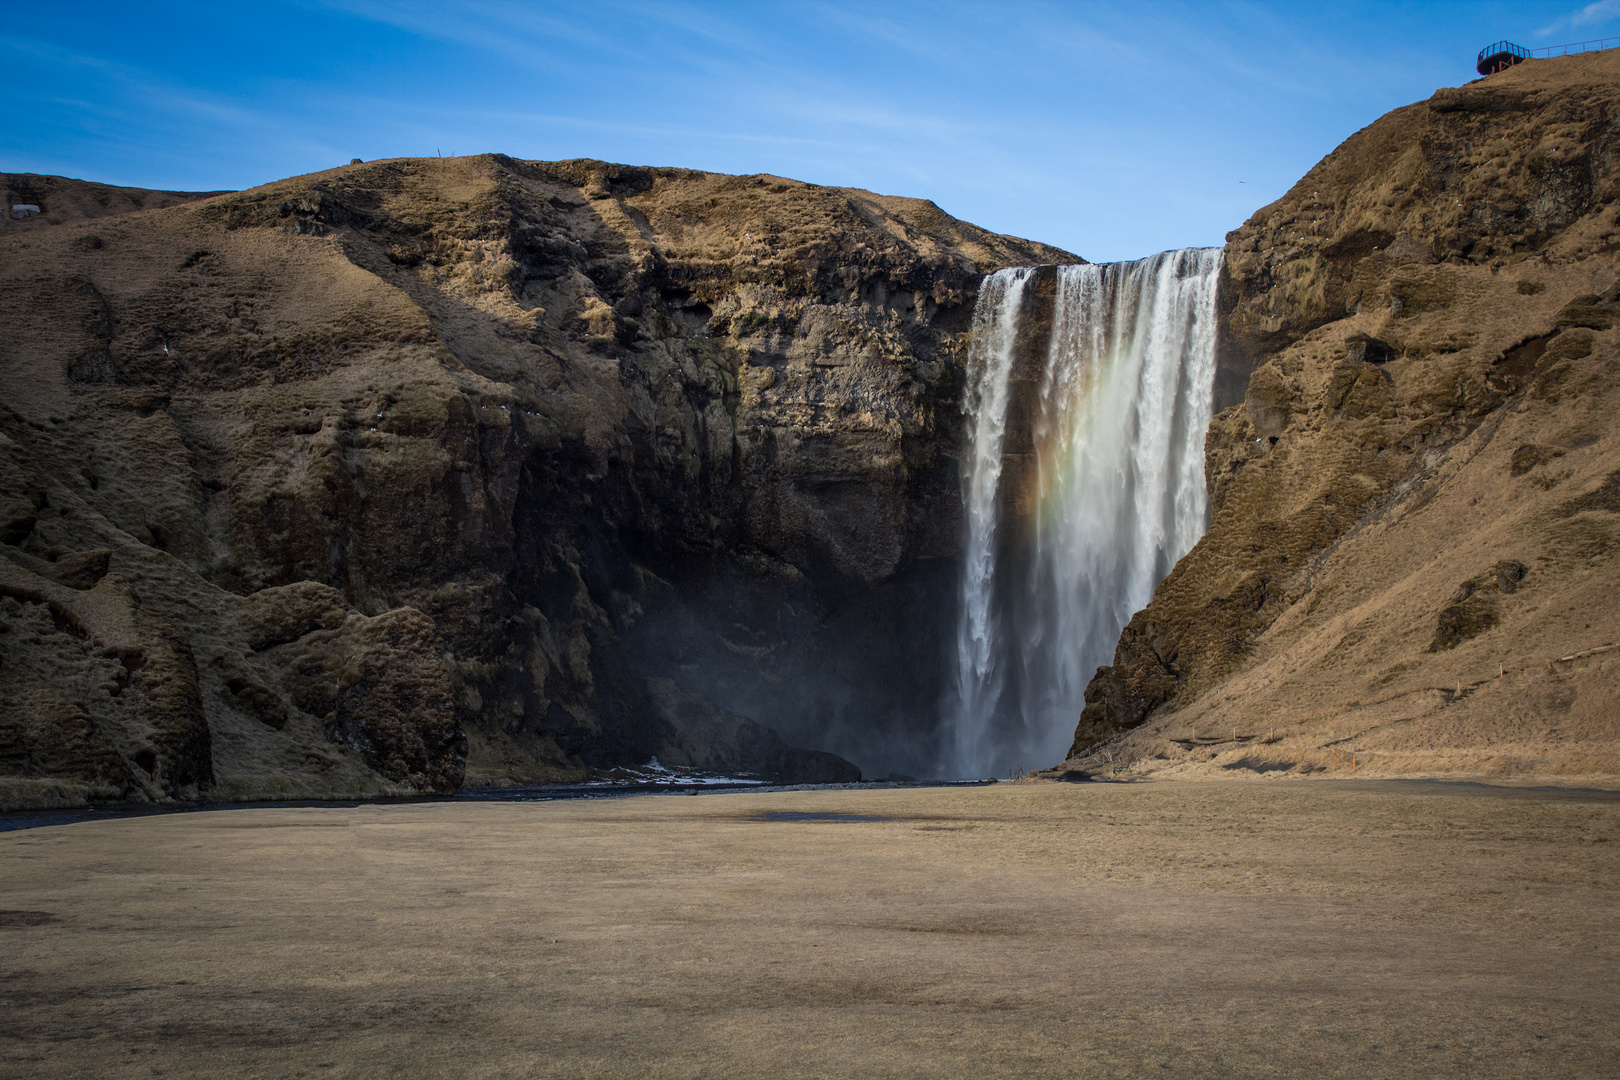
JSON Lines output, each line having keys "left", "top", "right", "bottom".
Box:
{"left": 0, "top": 158, "right": 1076, "bottom": 805}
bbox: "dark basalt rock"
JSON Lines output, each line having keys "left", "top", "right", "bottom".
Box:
{"left": 0, "top": 159, "right": 1075, "bottom": 806}
{"left": 1429, "top": 561, "right": 1527, "bottom": 652}
{"left": 1344, "top": 332, "right": 1397, "bottom": 365}
{"left": 1554, "top": 295, "right": 1620, "bottom": 330}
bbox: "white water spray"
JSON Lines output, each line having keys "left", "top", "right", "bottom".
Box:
{"left": 944, "top": 249, "right": 1222, "bottom": 778}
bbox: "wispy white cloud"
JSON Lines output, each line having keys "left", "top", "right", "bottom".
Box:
{"left": 0, "top": 33, "right": 347, "bottom": 189}
{"left": 4, "top": 1, "right": 1528, "bottom": 261}
{"left": 1538, "top": 0, "right": 1620, "bottom": 38}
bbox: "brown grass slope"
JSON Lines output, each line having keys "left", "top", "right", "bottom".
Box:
{"left": 2, "top": 174, "right": 219, "bottom": 229}
{"left": 0, "top": 155, "right": 1072, "bottom": 808}
{"left": 1065, "top": 52, "right": 1620, "bottom": 784}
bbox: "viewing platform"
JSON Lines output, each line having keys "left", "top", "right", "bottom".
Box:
{"left": 1478, "top": 36, "right": 1620, "bottom": 76}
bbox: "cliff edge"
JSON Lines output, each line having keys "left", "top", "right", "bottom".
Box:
{"left": 1066, "top": 51, "right": 1620, "bottom": 783}
{"left": 0, "top": 158, "right": 1073, "bottom": 808}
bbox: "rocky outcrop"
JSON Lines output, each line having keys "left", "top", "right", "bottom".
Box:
{"left": 1067, "top": 52, "right": 1620, "bottom": 782}
{"left": 0, "top": 564, "right": 210, "bottom": 808}
{"left": 0, "top": 161, "right": 1072, "bottom": 806}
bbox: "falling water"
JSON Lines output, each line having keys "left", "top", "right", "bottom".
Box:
{"left": 944, "top": 249, "right": 1222, "bottom": 778}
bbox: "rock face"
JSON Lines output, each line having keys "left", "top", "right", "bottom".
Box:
{"left": 1067, "top": 52, "right": 1620, "bottom": 781}
{"left": 0, "top": 158, "right": 1071, "bottom": 807}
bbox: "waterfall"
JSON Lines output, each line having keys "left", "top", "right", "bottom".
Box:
{"left": 944, "top": 249, "right": 1222, "bottom": 779}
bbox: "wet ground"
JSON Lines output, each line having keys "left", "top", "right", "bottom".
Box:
{"left": 2, "top": 779, "right": 1617, "bottom": 1077}
{"left": 0, "top": 778, "right": 996, "bottom": 833}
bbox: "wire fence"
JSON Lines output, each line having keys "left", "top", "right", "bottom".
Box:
{"left": 1533, "top": 36, "right": 1620, "bottom": 58}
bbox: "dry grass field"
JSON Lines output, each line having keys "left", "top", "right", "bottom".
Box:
{"left": 2, "top": 779, "right": 1618, "bottom": 1078}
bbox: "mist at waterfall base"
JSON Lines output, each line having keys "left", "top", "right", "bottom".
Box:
{"left": 942, "top": 250, "right": 1222, "bottom": 780}
{"left": 628, "top": 250, "right": 1221, "bottom": 784}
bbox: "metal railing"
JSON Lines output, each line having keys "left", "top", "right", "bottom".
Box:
{"left": 1477, "top": 40, "right": 1529, "bottom": 65}
{"left": 1530, "top": 35, "right": 1620, "bottom": 58}
{"left": 1478, "top": 36, "right": 1620, "bottom": 76}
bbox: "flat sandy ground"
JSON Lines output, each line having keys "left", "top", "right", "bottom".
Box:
{"left": 2, "top": 780, "right": 1618, "bottom": 1079}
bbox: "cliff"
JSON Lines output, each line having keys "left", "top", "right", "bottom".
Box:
{"left": 1067, "top": 52, "right": 1620, "bottom": 782}
{"left": 0, "top": 158, "right": 1074, "bottom": 808}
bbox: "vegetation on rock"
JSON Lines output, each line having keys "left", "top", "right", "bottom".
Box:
{"left": 0, "top": 157, "right": 1070, "bottom": 806}
{"left": 1067, "top": 52, "right": 1620, "bottom": 782}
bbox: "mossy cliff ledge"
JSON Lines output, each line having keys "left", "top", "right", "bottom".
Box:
{"left": 0, "top": 159, "right": 1072, "bottom": 807}
{"left": 1067, "top": 52, "right": 1620, "bottom": 782}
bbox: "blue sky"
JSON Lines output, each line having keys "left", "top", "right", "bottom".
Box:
{"left": 6, "top": 1, "right": 1619, "bottom": 261}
